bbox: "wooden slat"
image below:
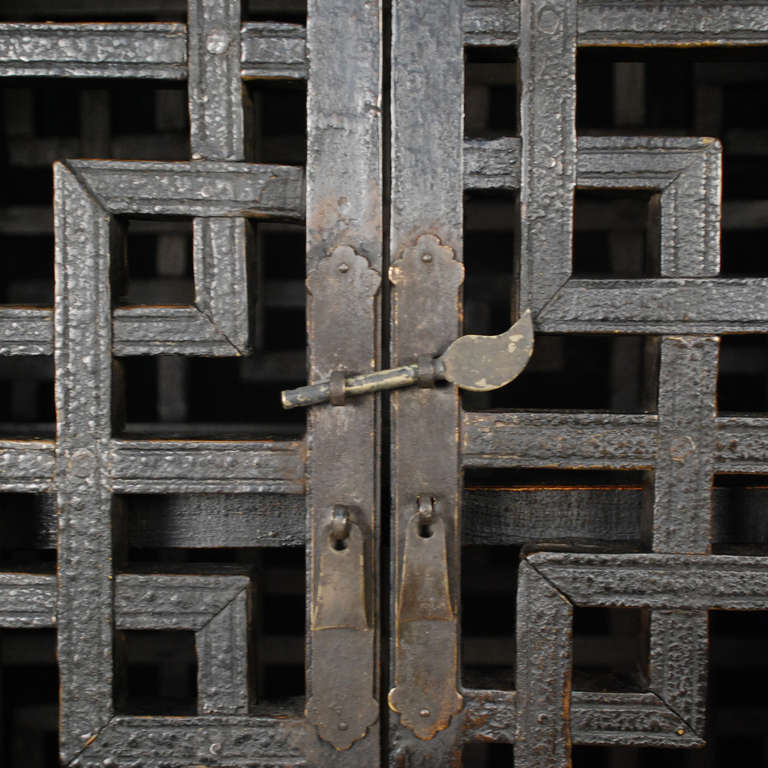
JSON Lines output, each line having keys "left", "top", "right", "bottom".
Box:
{"left": 54, "top": 162, "right": 114, "bottom": 761}
{"left": 579, "top": 1, "right": 768, "bottom": 45}
{"left": 530, "top": 552, "right": 768, "bottom": 610}
{"left": 390, "top": 0, "right": 464, "bottom": 759}
{"left": 111, "top": 440, "right": 305, "bottom": 494}
{"left": 538, "top": 278, "right": 768, "bottom": 334}
{"left": 0, "top": 440, "right": 54, "bottom": 490}
{"left": 461, "top": 689, "right": 702, "bottom": 748}
{"left": 241, "top": 22, "right": 306, "bottom": 79}
{"left": 0, "top": 23, "right": 187, "bottom": 79}
{"left": 463, "top": 1, "right": 768, "bottom": 47}
{"left": 463, "top": 0, "right": 519, "bottom": 46}
{"left": 518, "top": 0, "right": 577, "bottom": 314}
{"left": 70, "top": 161, "right": 305, "bottom": 218}
{"left": 463, "top": 412, "right": 658, "bottom": 469}
{"left": 14, "top": 484, "right": 768, "bottom": 550}
{"left": 304, "top": 0, "right": 383, "bottom": 754}
{"left": 516, "top": 561, "right": 572, "bottom": 768}
{"left": 188, "top": 0, "right": 243, "bottom": 161}
{"left": 79, "top": 715, "right": 307, "bottom": 766}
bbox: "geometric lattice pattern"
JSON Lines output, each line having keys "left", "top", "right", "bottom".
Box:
{"left": 460, "top": 1, "right": 768, "bottom": 766}
{"left": 0, "top": 2, "right": 309, "bottom": 765}
{"left": 1, "top": 1, "right": 768, "bottom": 767}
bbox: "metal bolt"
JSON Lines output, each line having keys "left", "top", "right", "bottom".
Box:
{"left": 419, "top": 708, "right": 430, "bottom": 718}
{"left": 421, "top": 252, "right": 432, "bottom": 263}
{"left": 338, "top": 262, "right": 349, "bottom": 273}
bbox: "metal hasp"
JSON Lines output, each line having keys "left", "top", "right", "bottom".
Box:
{"left": 388, "top": 233, "right": 465, "bottom": 752}
{"left": 306, "top": 506, "right": 378, "bottom": 750}
{"left": 281, "top": 310, "right": 534, "bottom": 408}
{"left": 388, "top": 497, "right": 464, "bottom": 739}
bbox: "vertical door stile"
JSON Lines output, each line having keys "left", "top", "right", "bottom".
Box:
{"left": 515, "top": 3, "right": 578, "bottom": 766}
{"left": 305, "top": 0, "right": 383, "bottom": 763}
{"left": 389, "top": 0, "right": 465, "bottom": 764}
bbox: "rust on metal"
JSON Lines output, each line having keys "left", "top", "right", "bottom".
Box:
{"left": 388, "top": 505, "right": 463, "bottom": 740}
{"left": 281, "top": 310, "right": 534, "bottom": 409}
{"left": 306, "top": 509, "right": 378, "bottom": 750}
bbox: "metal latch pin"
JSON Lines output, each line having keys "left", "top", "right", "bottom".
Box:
{"left": 281, "top": 310, "right": 534, "bottom": 409}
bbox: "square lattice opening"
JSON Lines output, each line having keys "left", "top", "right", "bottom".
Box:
{"left": 115, "top": 355, "right": 305, "bottom": 438}
{"left": 0, "top": 357, "right": 54, "bottom": 438}
{"left": 257, "top": 548, "right": 306, "bottom": 703}
{"left": 0, "top": 493, "right": 55, "bottom": 569}
{"left": 461, "top": 545, "right": 519, "bottom": 690}
{"left": 573, "top": 607, "right": 650, "bottom": 693}
{"left": 118, "top": 217, "right": 195, "bottom": 307}
{"left": 114, "top": 499, "right": 306, "bottom": 710}
{"left": 246, "top": 81, "right": 306, "bottom": 165}
{"left": 573, "top": 189, "right": 661, "bottom": 278}
{"left": 114, "top": 630, "right": 197, "bottom": 716}
{"left": 0, "top": 0, "right": 187, "bottom": 21}
{"left": 0, "top": 629, "right": 58, "bottom": 767}
{"left": 463, "top": 743, "right": 516, "bottom": 768}
{"left": 462, "top": 334, "right": 660, "bottom": 413}
{"left": 463, "top": 190, "right": 518, "bottom": 337}
{"left": 465, "top": 46, "right": 518, "bottom": 139}
{"left": 253, "top": 220, "right": 306, "bottom": 362}
{"left": 718, "top": 335, "right": 768, "bottom": 414}
{"left": 246, "top": 0, "right": 306, "bottom": 22}
{"left": 577, "top": 46, "right": 768, "bottom": 278}
{"left": 713, "top": 474, "right": 768, "bottom": 555}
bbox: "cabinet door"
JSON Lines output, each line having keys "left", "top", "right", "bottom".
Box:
{"left": 386, "top": 2, "right": 768, "bottom": 767}
{"left": 0, "top": 1, "right": 382, "bottom": 766}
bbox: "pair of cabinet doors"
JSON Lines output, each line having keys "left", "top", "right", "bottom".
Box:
{"left": 3, "top": 0, "right": 768, "bottom": 767}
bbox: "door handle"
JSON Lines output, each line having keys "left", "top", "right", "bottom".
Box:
{"left": 281, "top": 310, "right": 534, "bottom": 409}
{"left": 388, "top": 497, "right": 463, "bottom": 739}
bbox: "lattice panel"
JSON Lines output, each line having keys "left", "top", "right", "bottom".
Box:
{"left": 2, "top": 1, "right": 768, "bottom": 767}
{"left": 456, "top": 2, "right": 768, "bottom": 767}
{"left": 0, "top": 1, "right": 316, "bottom": 766}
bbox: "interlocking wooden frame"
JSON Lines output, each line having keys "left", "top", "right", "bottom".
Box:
{"left": 516, "top": 552, "right": 768, "bottom": 767}
{"left": 52, "top": 159, "right": 308, "bottom": 762}
{"left": 0, "top": 573, "right": 251, "bottom": 708}
{"left": 0, "top": 0, "right": 767, "bottom": 766}
{"left": 0, "top": 2, "right": 316, "bottom": 765}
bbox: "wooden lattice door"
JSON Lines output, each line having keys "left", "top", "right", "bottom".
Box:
{"left": 1, "top": 1, "right": 768, "bottom": 767}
